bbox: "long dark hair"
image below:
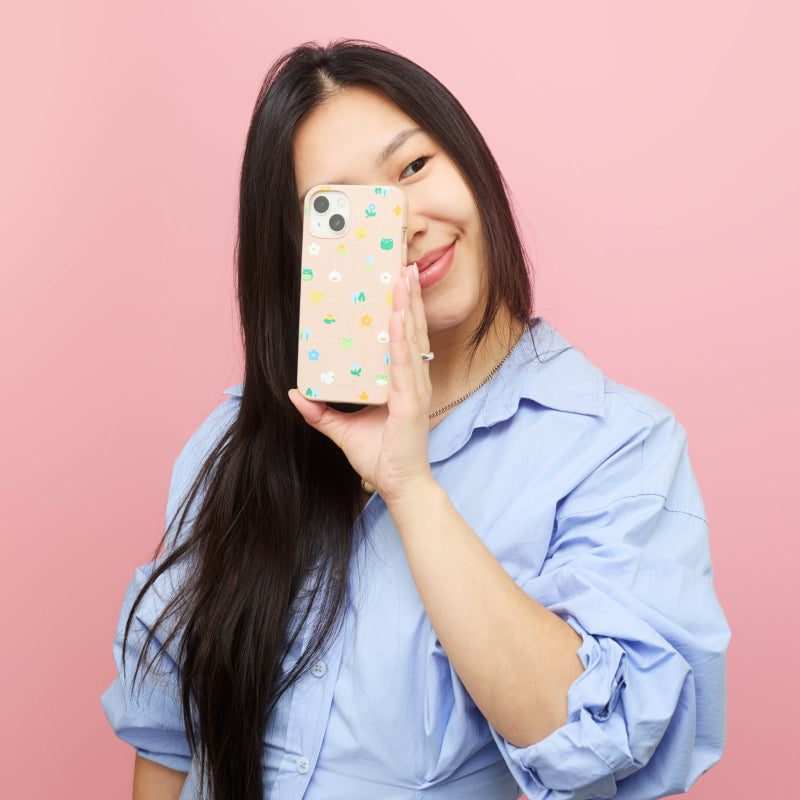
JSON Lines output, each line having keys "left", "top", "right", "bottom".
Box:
{"left": 124, "top": 40, "right": 533, "bottom": 799}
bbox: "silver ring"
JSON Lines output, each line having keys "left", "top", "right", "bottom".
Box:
{"left": 421, "top": 352, "right": 435, "bottom": 362}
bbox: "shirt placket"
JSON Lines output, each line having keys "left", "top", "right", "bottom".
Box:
{"left": 270, "top": 617, "right": 346, "bottom": 800}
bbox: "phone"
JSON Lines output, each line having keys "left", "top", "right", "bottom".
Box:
{"left": 298, "top": 184, "right": 408, "bottom": 405}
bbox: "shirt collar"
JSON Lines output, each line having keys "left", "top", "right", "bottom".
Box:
{"left": 428, "top": 318, "right": 605, "bottom": 463}
{"left": 222, "top": 318, "right": 605, "bottom": 460}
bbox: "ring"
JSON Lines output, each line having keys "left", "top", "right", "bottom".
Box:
{"left": 421, "top": 352, "right": 435, "bottom": 362}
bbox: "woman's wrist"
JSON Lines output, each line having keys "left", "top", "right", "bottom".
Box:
{"left": 382, "top": 474, "right": 448, "bottom": 532}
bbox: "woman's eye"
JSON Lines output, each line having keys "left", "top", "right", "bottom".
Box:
{"left": 400, "top": 156, "right": 430, "bottom": 180}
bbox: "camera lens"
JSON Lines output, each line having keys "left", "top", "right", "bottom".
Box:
{"left": 329, "top": 214, "right": 345, "bottom": 232}
{"left": 313, "top": 195, "right": 329, "bottom": 213}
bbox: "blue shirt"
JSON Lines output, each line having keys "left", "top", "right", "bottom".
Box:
{"left": 102, "top": 319, "right": 729, "bottom": 799}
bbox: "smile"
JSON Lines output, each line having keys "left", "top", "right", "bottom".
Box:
{"left": 415, "top": 241, "right": 456, "bottom": 289}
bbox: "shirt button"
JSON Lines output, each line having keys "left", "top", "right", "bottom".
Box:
{"left": 296, "top": 757, "right": 310, "bottom": 774}
{"left": 310, "top": 660, "right": 327, "bottom": 678}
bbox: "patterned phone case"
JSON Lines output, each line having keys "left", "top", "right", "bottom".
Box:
{"left": 298, "top": 185, "right": 408, "bottom": 404}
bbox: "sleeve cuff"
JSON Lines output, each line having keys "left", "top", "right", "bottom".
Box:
{"left": 101, "top": 674, "right": 192, "bottom": 763}
{"left": 134, "top": 747, "right": 192, "bottom": 775}
{"left": 492, "top": 619, "right": 636, "bottom": 796}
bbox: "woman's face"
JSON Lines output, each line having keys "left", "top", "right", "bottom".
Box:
{"left": 293, "top": 86, "right": 487, "bottom": 339}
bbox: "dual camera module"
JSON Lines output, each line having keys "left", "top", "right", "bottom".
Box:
{"left": 308, "top": 189, "right": 350, "bottom": 237}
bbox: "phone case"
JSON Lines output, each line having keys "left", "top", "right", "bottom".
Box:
{"left": 298, "top": 185, "right": 408, "bottom": 404}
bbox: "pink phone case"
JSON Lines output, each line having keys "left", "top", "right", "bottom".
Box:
{"left": 297, "top": 185, "right": 408, "bottom": 404}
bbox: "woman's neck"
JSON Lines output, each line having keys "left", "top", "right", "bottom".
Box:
{"left": 427, "top": 310, "right": 526, "bottom": 426}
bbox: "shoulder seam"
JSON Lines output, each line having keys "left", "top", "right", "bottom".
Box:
{"left": 604, "top": 386, "right": 659, "bottom": 422}
{"left": 663, "top": 505, "right": 708, "bottom": 524}
{"left": 556, "top": 492, "right": 705, "bottom": 524}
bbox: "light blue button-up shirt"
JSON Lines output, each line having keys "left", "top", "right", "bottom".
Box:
{"left": 102, "top": 319, "right": 729, "bottom": 799}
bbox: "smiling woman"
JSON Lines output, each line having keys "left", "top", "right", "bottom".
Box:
{"left": 101, "top": 41, "right": 729, "bottom": 800}
{"left": 293, "top": 85, "right": 510, "bottom": 405}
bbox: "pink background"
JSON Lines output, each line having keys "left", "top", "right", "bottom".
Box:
{"left": 1, "top": 1, "right": 797, "bottom": 797}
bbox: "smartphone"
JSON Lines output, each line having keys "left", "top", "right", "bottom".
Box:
{"left": 298, "top": 184, "right": 408, "bottom": 404}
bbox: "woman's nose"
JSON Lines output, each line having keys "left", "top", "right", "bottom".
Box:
{"left": 405, "top": 203, "right": 428, "bottom": 256}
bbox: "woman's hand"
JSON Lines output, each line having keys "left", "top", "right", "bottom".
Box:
{"left": 289, "top": 263, "right": 434, "bottom": 502}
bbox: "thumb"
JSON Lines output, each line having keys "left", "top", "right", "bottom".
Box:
{"left": 288, "top": 389, "right": 342, "bottom": 445}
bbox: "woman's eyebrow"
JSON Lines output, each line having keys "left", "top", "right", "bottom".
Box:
{"left": 377, "top": 128, "right": 423, "bottom": 166}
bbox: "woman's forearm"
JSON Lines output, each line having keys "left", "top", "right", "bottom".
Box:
{"left": 385, "top": 477, "right": 584, "bottom": 748}
{"left": 133, "top": 754, "right": 187, "bottom": 800}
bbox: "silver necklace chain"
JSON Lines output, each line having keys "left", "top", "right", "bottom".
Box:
{"left": 428, "top": 331, "right": 524, "bottom": 419}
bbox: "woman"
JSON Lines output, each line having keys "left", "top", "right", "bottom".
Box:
{"left": 102, "top": 41, "right": 729, "bottom": 800}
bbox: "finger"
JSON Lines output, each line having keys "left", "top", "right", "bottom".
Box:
{"left": 402, "top": 275, "right": 427, "bottom": 391}
{"left": 387, "top": 283, "right": 429, "bottom": 421}
{"left": 387, "top": 306, "right": 421, "bottom": 416}
{"left": 408, "top": 262, "right": 430, "bottom": 354}
{"left": 406, "top": 264, "right": 432, "bottom": 399}
{"left": 392, "top": 266, "right": 410, "bottom": 315}
{"left": 402, "top": 265, "right": 433, "bottom": 403}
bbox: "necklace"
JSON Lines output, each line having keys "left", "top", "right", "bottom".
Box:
{"left": 428, "top": 330, "right": 525, "bottom": 419}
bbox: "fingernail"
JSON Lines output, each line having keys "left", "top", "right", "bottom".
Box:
{"left": 413, "top": 263, "right": 419, "bottom": 282}
{"left": 401, "top": 308, "right": 405, "bottom": 322}
{"left": 405, "top": 275, "right": 411, "bottom": 291}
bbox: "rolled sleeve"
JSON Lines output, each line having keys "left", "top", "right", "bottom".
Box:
{"left": 100, "top": 563, "right": 192, "bottom": 772}
{"left": 491, "top": 438, "right": 729, "bottom": 797}
{"left": 519, "top": 622, "right": 633, "bottom": 790}
{"left": 101, "top": 393, "right": 240, "bottom": 770}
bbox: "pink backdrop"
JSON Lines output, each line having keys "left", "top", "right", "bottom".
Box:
{"left": 2, "top": 1, "right": 797, "bottom": 797}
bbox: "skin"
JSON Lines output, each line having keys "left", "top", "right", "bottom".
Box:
{"left": 132, "top": 754, "right": 186, "bottom": 799}
{"left": 289, "top": 86, "right": 584, "bottom": 748}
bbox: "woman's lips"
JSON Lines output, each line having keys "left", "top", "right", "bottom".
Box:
{"left": 415, "top": 241, "right": 456, "bottom": 289}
